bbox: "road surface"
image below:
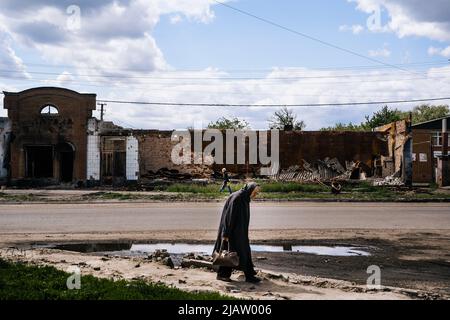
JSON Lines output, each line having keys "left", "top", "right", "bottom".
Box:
{"left": 0, "top": 202, "right": 449, "bottom": 233}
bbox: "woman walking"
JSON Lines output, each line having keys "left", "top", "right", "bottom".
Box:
{"left": 213, "top": 182, "right": 262, "bottom": 283}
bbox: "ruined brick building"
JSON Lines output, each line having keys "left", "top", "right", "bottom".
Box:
{"left": 410, "top": 116, "right": 449, "bottom": 185}
{"left": 0, "top": 87, "right": 447, "bottom": 186}
{"left": 1, "top": 87, "right": 95, "bottom": 185}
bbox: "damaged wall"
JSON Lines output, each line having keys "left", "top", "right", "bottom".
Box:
{"left": 0, "top": 118, "right": 11, "bottom": 181}
{"left": 3, "top": 87, "right": 96, "bottom": 184}
{"left": 86, "top": 119, "right": 139, "bottom": 183}
{"left": 136, "top": 130, "right": 213, "bottom": 179}
{"left": 376, "top": 119, "right": 413, "bottom": 185}
{"left": 135, "top": 130, "right": 389, "bottom": 179}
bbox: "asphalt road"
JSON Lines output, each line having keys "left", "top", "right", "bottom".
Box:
{"left": 0, "top": 202, "right": 449, "bottom": 233}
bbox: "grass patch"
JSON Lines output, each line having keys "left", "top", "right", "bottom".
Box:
{"left": 86, "top": 192, "right": 141, "bottom": 201}
{"left": 260, "top": 182, "right": 328, "bottom": 193}
{"left": 158, "top": 182, "right": 329, "bottom": 194}
{"left": 162, "top": 183, "right": 240, "bottom": 194}
{"left": 0, "top": 258, "right": 231, "bottom": 300}
{"left": 0, "top": 192, "right": 40, "bottom": 202}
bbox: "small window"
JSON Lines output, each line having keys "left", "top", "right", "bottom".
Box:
{"left": 432, "top": 132, "right": 441, "bottom": 146}
{"left": 432, "top": 131, "right": 450, "bottom": 147}
{"left": 40, "top": 105, "right": 59, "bottom": 116}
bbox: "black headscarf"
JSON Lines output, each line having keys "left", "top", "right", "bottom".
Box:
{"left": 213, "top": 182, "right": 259, "bottom": 273}
{"left": 241, "top": 182, "right": 259, "bottom": 201}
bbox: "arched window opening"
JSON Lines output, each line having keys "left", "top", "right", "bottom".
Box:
{"left": 40, "top": 105, "right": 59, "bottom": 116}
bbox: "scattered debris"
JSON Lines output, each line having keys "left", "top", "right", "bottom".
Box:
{"left": 141, "top": 168, "right": 193, "bottom": 181}
{"left": 374, "top": 174, "right": 404, "bottom": 186}
{"left": 181, "top": 259, "right": 214, "bottom": 270}
{"left": 162, "top": 257, "right": 174, "bottom": 269}
{"left": 272, "top": 158, "right": 369, "bottom": 183}
{"left": 256, "top": 256, "right": 268, "bottom": 261}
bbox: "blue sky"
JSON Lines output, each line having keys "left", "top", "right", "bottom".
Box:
{"left": 0, "top": 0, "right": 449, "bottom": 129}
{"left": 155, "top": 0, "right": 426, "bottom": 69}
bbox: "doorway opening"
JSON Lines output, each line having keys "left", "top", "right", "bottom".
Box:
{"left": 25, "top": 146, "right": 54, "bottom": 178}
{"left": 58, "top": 142, "right": 74, "bottom": 182}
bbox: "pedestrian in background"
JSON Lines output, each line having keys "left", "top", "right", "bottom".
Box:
{"left": 219, "top": 168, "right": 232, "bottom": 194}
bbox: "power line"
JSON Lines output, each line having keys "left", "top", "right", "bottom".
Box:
{"left": 213, "top": 0, "right": 418, "bottom": 75}
{"left": 97, "top": 97, "right": 450, "bottom": 108}
{"left": 1, "top": 84, "right": 440, "bottom": 101}
{"left": 17, "top": 60, "right": 450, "bottom": 73}
{"left": 2, "top": 68, "right": 450, "bottom": 81}
{"left": 1, "top": 73, "right": 448, "bottom": 87}
{"left": 3, "top": 88, "right": 449, "bottom": 107}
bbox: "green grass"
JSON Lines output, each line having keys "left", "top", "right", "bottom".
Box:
{"left": 2, "top": 181, "right": 449, "bottom": 203}
{"left": 163, "top": 183, "right": 240, "bottom": 194}
{"left": 0, "top": 192, "right": 40, "bottom": 202}
{"left": 157, "top": 182, "right": 329, "bottom": 194}
{"left": 259, "top": 182, "right": 329, "bottom": 193}
{"left": 0, "top": 258, "right": 231, "bottom": 300}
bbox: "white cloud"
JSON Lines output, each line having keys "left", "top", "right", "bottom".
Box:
{"left": 428, "top": 46, "right": 450, "bottom": 57}
{"left": 170, "top": 14, "right": 183, "bottom": 24}
{"left": 3, "top": 64, "right": 450, "bottom": 130}
{"left": 56, "top": 71, "right": 74, "bottom": 83}
{"left": 0, "top": 0, "right": 223, "bottom": 79}
{"left": 349, "top": 0, "right": 450, "bottom": 41}
{"left": 0, "top": 29, "right": 30, "bottom": 79}
{"left": 71, "top": 65, "right": 450, "bottom": 130}
{"left": 339, "top": 24, "right": 364, "bottom": 35}
{"left": 368, "top": 44, "right": 391, "bottom": 57}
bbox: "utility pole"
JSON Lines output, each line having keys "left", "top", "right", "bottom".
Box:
{"left": 97, "top": 102, "right": 106, "bottom": 121}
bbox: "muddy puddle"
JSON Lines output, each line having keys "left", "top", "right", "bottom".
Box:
{"left": 43, "top": 242, "right": 371, "bottom": 257}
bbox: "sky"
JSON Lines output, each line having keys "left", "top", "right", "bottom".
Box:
{"left": 0, "top": 0, "right": 450, "bottom": 130}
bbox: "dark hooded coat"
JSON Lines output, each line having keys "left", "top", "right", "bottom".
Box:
{"left": 213, "top": 183, "right": 258, "bottom": 273}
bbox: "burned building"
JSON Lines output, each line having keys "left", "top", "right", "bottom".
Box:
{"left": 1, "top": 86, "right": 421, "bottom": 187}
{"left": 2, "top": 87, "right": 96, "bottom": 185}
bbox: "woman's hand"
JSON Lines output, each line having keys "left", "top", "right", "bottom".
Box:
{"left": 223, "top": 236, "right": 229, "bottom": 241}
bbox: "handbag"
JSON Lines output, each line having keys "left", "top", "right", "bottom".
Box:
{"left": 212, "top": 240, "right": 240, "bottom": 267}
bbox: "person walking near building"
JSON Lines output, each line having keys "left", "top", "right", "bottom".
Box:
{"left": 219, "top": 168, "right": 232, "bottom": 194}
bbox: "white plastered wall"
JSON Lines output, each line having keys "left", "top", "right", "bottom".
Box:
{"left": 86, "top": 118, "right": 101, "bottom": 180}
{"left": 126, "top": 136, "right": 139, "bottom": 180}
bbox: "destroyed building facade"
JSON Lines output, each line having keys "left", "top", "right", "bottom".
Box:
{"left": 1, "top": 87, "right": 96, "bottom": 185}
{"left": 1, "top": 86, "right": 447, "bottom": 186}
{"left": 410, "top": 116, "right": 449, "bottom": 186}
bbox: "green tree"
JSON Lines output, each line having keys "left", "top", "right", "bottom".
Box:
{"left": 320, "top": 122, "right": 364, "bottom": 131}
{"left": 408, "top": 104, "right": 449, "bottom": 124}
{"left": 268, "top": 107, "right": 306, "bottom": 131}
{"left": 320, "top": 106, "right": 404, "bottom": 131}
{"left": 207, "top": 117, "right": 250, "bottom": 130}
{"left": 361, "top": 105, "right": 403, "bottom": 130}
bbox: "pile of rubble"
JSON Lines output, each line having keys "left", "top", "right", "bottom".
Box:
{"left": 180, "top": 252, "right": 214, "bottom": 270}
{"left": 272, "top": 158, "right": 356, "bottom": 182}
{"left": 141, "top": 168, "right": 194, "bottom": 180}
{"left": 373, "top": 174, "right": 404, "bottom": 186}
{"left": 146, "top": 249, "right": 174, "bottom": 268}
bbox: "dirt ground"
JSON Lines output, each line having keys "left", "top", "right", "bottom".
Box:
{"left": 1, "top": 228, "right": 449, "bottom": 300}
